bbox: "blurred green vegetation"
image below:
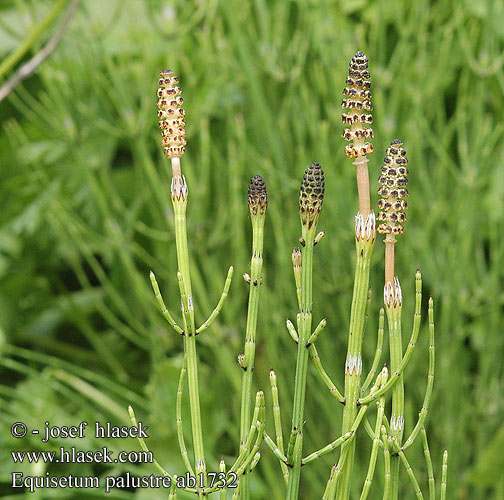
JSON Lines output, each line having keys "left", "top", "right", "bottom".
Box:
{"left": 0, "top": 0, "right": 503, "bottom": 499}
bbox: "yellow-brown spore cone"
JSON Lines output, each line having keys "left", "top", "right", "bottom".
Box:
{"left": 157, "top": 69, "right": 186, "bottom": 158}
{"left": 342, "top": 51, "right": 374, "bottom": 159}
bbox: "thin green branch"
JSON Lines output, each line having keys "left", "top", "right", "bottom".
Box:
{"left": 286, "top": 426, "right": 297, "bottom": 465}
{"left": 150, "top": 271, "right": 184, "bottom": 334}
{"left": 362, "top": 287, "right": 372, "bottom": 339}
{"left": 286, "top": 318, "right": 299, "bottom": 343}
{"left": 360, "top": 271, "right": 422, "bottom": 406}
{"left": 361, "top": 308, "right": 384, "bottom": 394}
{"left": 270, "top": 368, "right": 289, "bottom": 484}
{"left": 301, "top": 430, "right": 354, "bottom": 466}
{"left": 324, "top": 446, "right": 351, "bottom": 500}
{"left": 308, "top": 344, "right": 345, "bottom": 402}
{"left": 196, "top": 265, "right": 234, "bottom": 334}
{"left": 248, "top": 452, "right": 261, "bottom": 473}
{"left": 231, "top": 392, "right": 265, "bottom": 475}
{"left": 307, "top": 317, "right": 327, "bottom": 345}
{"left": 421, "top": 428, "right": 435, "bottom": 500}
{"left": 219, "top": 459, "right": 227, "bottom": 500}
{"left": 396, "top": 444, "right": 424, "bottom": 500}
{"left": 402, "top": 297, "right": 435, "bottom": 452}
{"left": 358, "top": 304, "right": 421, "bottom": 405}
{"left": 381, "top": 425, "right": 391, "bottom": 500}
{"left": 128, "top": 406, "right": 178, "bottom": 485}
{"left": 441, "top": 450, "right": 448, "bottom": 500}
{"left": 193, "top": 393, "right": 265, "bottom": 496}
{"left": 359, "top": 369, "right": 388, "bottom": 500}
{"left": 305, "top": 374, "right": 381, "bottom": 468}
{"left": 264, "top": 432, "right": 289, "bottom": 466}
{"left": 176, "top": 363, "right": 194, "bottom": 475}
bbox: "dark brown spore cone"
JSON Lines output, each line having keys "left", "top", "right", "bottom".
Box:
{"left": 248, "top": 175, "right": 268, "bottom": 215}
{"left": 299, "top": 162, "right": 325, "bottom": 228}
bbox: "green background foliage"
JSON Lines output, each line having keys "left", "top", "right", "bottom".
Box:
{"left": 0, "top": 0, "right": 503, "bottom": 498}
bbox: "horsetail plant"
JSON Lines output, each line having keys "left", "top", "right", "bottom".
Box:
{"left": 285, "top": 161, "right": 327, "bottom": 500}
{"left": 336, "top": 51, "right": 376, "bottom": 500}
{"left": 123, "top": 54, "right": 448, "bottom": 499}
{"left": 129, "top": 70, "right": 268, "bottom": 499}
{"left": 239, "top": 175, "right": 268, "bottom": 500}
{"left": 260, "top": 51, "right": 448, "bottom": 500}
{"left": 377, "top": 140, "right": 410, "bottom": 499}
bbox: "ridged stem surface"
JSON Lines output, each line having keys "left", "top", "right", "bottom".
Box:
{"left": 239, "top": 210, "right": 265, "bottom": 500}
{"left": 336, "top": 232, "right": 374, "bottom": 500}
{"left": 386, "top": 303, "right": 404, "bottom": 500}
{"left": 172, "top": 183, "right": 206, "bottom": 497}
{"left": 285, "top": 226, "right": 315, "bottom": 500}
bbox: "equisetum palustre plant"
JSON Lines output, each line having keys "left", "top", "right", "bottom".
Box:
{"left": 127, "top": 53, "right": 448, "bottom": 500}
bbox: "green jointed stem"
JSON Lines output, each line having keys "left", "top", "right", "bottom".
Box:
{"left": 386, "top": 287, "right": 404, "bottom": 500}
{"left": 286, "top": 231, "right": 314, "bottom": 500}
{"left": 171, "top": 179, "right": 207, "bottom": 488}
{"left": 336, "top": 213, "right": 375, "bottom": 500}
{"left": 286, "top": 161, "right": 325, "bottom": 500}
{"left": 232, "top": 485, "right": 241, "bottom": 500}
{"left": 324, "top": 445, "right": 351, "bottom": 500}
{"left": 324, "top": 372, "right": 382, "bottom": 500}
{"left": 239, "top": 175, "right": 267, "bottom": 500}
{"left": 337, "top": 57, "right": 374, "bottom": 500}
{"left": 386, "top": 292, "right": 404, "bottom": 500}
{"left": 169, "top": 477, "right": 178, "bottom": 500}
